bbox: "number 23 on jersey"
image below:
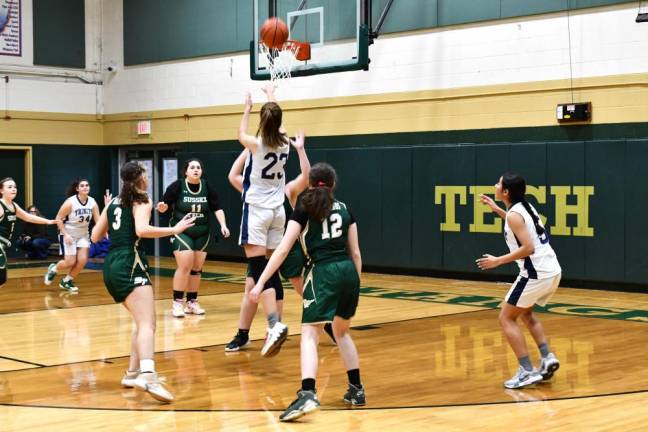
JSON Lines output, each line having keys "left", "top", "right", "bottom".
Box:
{"left": 261, "top": 152, "right": 288, "bottom": 180}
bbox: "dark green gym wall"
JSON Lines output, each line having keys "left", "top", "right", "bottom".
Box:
{"left": 0, "top": 145, "right": 118, "bottom": 244}
{"left": 182, "top": 124, "right": 648, "bottom": 287}
{"left": 0, "top": 150, "right": 26, "bottom": 209}
{"left": 33, "top": 0, "right": 85, "bottom": 68}
{"left": 123, "top": 0, "right": 633, "bottom": 65}
{"left": 31, "top": 145, "right": 117, "bottom": 218}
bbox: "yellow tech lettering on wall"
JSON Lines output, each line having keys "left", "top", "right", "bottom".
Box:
{"left": 434, "top": 185, "right": 595, "bottom": 237}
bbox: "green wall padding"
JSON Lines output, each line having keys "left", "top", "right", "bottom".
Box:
{"left": 31, "top": 145, "right": 116, "bottom": 219}
{"left": 181, "top": 134, "right": 648, "bottom": 286}
{"left": 124, "top": 0, "right": 251, "bottom": 65}
{"left": 124, "top": 0, "right": 633, "bottom": 65}
{"left": 33, "top": 0, "right": 85, "bottom": 68}
{"left": 0, "top": 150, "right": 26, "bottom": 208}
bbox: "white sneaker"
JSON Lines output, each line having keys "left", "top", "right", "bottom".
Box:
{"left": 121, "top": 370, "right": 139, "bottom": 388}
{"left": 504, "top": 366, "right": 543, "bottom": 389}
{"left": 538, "top": 352, "right": 560, "bottom": 381}
{"left": 184, "top": 300, "right": 205, "bottom": 315}
{"left": 172, "top": 300, "right": 185, "bottom": 318}
{"left": 133, "top": 372, "right": 174, "bottom": 403}
{"left": 260, "top": 322, "right": 288, "bottom": 357}
{"left": 44, "top": 263, "right": 57, "bottom": 286}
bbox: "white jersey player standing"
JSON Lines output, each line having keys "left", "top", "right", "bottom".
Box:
{"left": 477, "top": 172, "right": 562, "bottom": 389}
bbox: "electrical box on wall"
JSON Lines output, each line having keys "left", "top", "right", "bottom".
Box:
{"left": 556, "top": 102, "right": 591, "bottom": 123}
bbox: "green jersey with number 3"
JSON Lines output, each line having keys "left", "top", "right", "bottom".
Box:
{"left": 107, "top": 198, "right": 140, "bottom": 249}
{"left": 293, "top": 200, "right": 355, "bottom": 264}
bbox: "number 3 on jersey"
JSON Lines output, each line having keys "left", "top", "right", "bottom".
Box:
{"left": 112, "top": 207, "right": 122, "bottom": 230}
{"left": 321, "top": 213, "right": 342, "bottom": 239}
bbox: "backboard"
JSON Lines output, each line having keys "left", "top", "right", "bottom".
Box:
{"left": 251, "top": 0, "right": 370, "bottom": 80}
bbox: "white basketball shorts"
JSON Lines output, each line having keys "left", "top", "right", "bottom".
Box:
{"left": 239, "top": 203, "right": 286, "bottom": 250}
{"left": 505, "top": 273, "right": 561, "bottom": 309}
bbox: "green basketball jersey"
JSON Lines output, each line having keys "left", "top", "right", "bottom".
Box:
{"left": 292, "top": 200, "right": 355, "bottom": 264}
{"left": 0, "top": 200, "right": 17, "bottom": 244}
{"left": 171, "top": 179, "right": 209, "bottom": 237}
{"left": 107, "top": 198, "right": 141, "bottom": 250}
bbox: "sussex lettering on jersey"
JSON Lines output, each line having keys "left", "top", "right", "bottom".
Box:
{"left": 434, "top": 185, "right": 594, "bottom": 237}
{"left": 183, "top": 197, "right": 207, "bottom": 203}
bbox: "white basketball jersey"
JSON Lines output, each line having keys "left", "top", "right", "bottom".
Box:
{"left": 242, "top": 136, "right": 289, "bottom": 209}
{"left": 64, "top": 195, "right": 96, "bottom": 238}
{"left": 504, "top": 202, "right": 561, "bottom": 279}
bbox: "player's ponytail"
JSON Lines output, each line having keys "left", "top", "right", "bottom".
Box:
{"left": 119, "top": 162, "right": 149, "bottom": 208}
{"left": 521, "top": 200, "right": 545, "bottom": 236}
{"left": 256, "top": 101, "right": 287, "bottom": 150}
{"left": 301, "top": 163, "right": 337, "bottom": 222}
{"left": 501, "top": 172, "right": 545, "bottom": 236}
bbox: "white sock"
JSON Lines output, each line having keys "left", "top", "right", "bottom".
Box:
{"left": 139, "top": 359, "right": 155, "bottom": 373}
{"left": 63, "top": 276, "right": 72, "bottom": 282}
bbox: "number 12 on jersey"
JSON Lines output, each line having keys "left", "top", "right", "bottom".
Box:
{"left": 321, "top": 213, "right": 342, "bottom": 239}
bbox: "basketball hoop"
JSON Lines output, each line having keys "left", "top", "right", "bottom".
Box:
{"left": 259, "top": 40, "right": 311, "bottom": 84}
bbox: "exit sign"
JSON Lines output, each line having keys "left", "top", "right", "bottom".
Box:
{"left": 137, "top": 120, "right": 151, "bottom": 135}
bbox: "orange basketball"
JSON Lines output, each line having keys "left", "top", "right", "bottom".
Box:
{"left": 260, "top": 17, "right": 289, "bottom": 49}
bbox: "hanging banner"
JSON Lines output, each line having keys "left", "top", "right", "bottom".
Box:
{"left": 0, "top": 0, "right": 21, "bottom": 57}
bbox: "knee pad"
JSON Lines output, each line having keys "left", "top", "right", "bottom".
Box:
{"left": 273, "top": 274, "right": 284, "bottom": 301}
{"left": 190, "top": 269, "right": 202, "bottom": 276}
{"left": 248, "top": 256, "right": 267, "bottom": 283}
{"left": 263, "top": 271, "right": 284, "bottom": 300}
{"left": 0, "top": 268, "right": 6, "bottom": 287}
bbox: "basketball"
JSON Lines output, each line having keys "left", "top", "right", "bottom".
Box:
{"left": 260, "top": 17, "right": 289, "bottom": 49}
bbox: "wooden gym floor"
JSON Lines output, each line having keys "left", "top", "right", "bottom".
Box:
{"left": 0, "top": 257, "right": 646, "bottom": 431}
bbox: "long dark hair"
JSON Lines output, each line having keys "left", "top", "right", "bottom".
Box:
{"left": 301, "top": 163, "right": 337, "bottom": 222}
{"left": 501, "top": 172, "right": 545, "bottom": 236}
{"left": 65, "top": 178, "right": 89, "bottom": 197}
{"left": 182, "top": 158, "right": 204, "bottom": 177}
{"left": 119, "top": 162, "right": 149, "bottom": 208}
{"left": 256, "top": 102, "right": 287, "bottom": 149}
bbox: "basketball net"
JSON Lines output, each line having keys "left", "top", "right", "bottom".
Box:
{"left": 259, "top": 41, "right": 301, "bottom": 84}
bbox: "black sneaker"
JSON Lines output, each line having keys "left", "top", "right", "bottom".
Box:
{"left": 343, "top": 383, "right": 366, "bottom": 406}
{"left": 224, "top": 333, "right": 250, "bottom": 352}
{"left": 279, "top": 390, "right": 320, "bottom": 422}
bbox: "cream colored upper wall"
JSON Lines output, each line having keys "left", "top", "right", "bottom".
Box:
{"left": 102, "top": 3, "right": 648, "bottom": 114}
{"left": 102, "top": 73, "right": 648, "bottom": 144}
{"left": 2, "top": 2, "right": 648, "bottom": 145}
{"left": 0, "top": 0, "right": 103, "bottom": 116}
